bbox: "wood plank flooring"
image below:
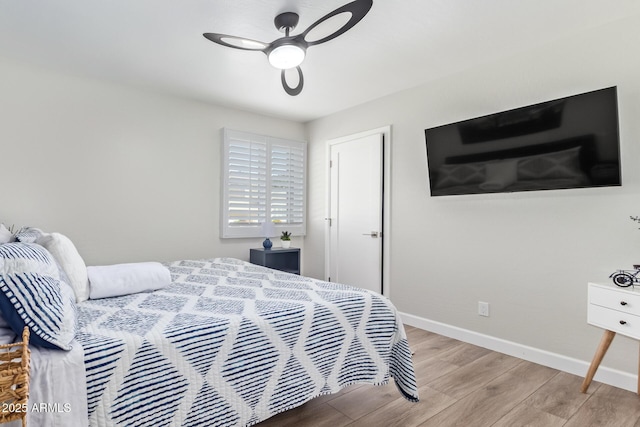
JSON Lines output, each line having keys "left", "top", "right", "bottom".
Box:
{"left": 255, "top": 325, "right": 640, "bottom": 427}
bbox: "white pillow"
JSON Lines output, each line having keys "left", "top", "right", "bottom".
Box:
{"left": 88, "top": 262, "right": 172, "bottom": 299}
{"left": 0, "top": 224, "right": 12, "bottom": 244}
{"left": 36, "top": 233, "right": 90, "bottom": 303}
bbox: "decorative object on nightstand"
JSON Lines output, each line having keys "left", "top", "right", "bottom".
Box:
{"left": 280, "top": 231, "right": 291, "bottom": 248}
{"left": 582, "top": 282, "right": 640, "bottom": 394}
{"left": 250, "top": 247, "right": 300, "bottom": 275}
{"left": 261, "top": 221, "right": 276, "bottom": 250}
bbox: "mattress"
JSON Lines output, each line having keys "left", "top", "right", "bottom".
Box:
{"left": 75, "top": 257, "right": 418, "bottom": 426}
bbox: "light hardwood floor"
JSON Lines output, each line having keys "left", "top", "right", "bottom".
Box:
{"left": 255, "top": 325, "right": 640, "bottom": 427}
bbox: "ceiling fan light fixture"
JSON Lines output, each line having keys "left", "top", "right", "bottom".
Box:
{"left": 268, "top": 44, "right": 306, "bottom": 69}
{"left": 204, "top": 0, "right": 373, "bottom": 95}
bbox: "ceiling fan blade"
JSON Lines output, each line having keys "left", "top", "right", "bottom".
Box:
{"left": 203, "top": 33, "right": 270, "bottom": 51}
{"left": 300, "top": 0, "right": 372, "bottom": 46}
{"left": 281, "top": 67, "right": 304, "bottom": 96}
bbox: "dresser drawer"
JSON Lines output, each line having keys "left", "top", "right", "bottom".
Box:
{"left": 588, "top": 304, "right": 640, "bottom": 339}
{"left": 589, "top": 284, "right": 640, "bottom": 315}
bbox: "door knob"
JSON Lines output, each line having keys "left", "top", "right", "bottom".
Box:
{"left": 362, "top": 231, "right": 380, "bottom": 238}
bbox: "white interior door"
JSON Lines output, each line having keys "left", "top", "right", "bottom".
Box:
{"left": 328, "top": 132, "right": 383, "bottom": 293}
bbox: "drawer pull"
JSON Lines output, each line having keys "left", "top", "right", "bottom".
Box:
{"left": 621, "top": 301, "right": 628, "bottom": 306}
{"left": 620, "top": 320, "right": 627, "bottom": 325}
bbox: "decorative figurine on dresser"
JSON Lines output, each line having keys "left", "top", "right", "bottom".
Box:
{"left": 611, "top": 216, "right": 640, "bottom": 287}
{"left": 610, "top": 265, "right": 640, "bottom": 287}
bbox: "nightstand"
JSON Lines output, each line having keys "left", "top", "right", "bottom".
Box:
{"left": 581, "top": 282, "right": 640, "bottom": 394}
{"left": 249, "top": 247, "right": 300, "bottom": 275}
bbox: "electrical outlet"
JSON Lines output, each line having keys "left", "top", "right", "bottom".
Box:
{"left": 478, "top": 301, "right": 490, "bottom": 317}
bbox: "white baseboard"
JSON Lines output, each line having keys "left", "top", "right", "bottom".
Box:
{"left": 400, "top": 311, "right": 637, "bottom": 393}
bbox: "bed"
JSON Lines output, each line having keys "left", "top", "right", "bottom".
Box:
{"left": 0, "top": 235, "right": 418, "bottom": 427}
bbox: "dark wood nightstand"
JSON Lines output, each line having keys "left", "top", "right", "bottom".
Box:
{"left": 249, "top": 247, "right": 300, "bottom": 275}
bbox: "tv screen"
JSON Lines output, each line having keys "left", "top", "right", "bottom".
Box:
{"left": 425, "top": 87, "right": 621, "bottom": 196}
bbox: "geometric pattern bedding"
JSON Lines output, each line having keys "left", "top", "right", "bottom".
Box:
{"left": 75, "top": 258, "right": 418, "bottom": 427}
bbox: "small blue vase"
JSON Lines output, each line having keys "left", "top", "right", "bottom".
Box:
{"left": 263, "top": 238, "right": 273, "bottom": 249}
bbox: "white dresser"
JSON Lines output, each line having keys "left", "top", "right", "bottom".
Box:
{"left": 582, "top": 282, "right": 640, "bottom": 393}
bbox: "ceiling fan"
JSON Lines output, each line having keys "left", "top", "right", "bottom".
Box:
{"left": 203, "top": 0, "right": 373, "bottom": 96}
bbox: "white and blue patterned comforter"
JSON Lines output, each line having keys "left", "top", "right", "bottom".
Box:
{"left": 76, "top": 258, "right": 418, "bottom": 427}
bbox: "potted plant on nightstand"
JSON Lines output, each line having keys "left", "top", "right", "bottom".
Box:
{"left": 280, "top": 231, "right": 291, "bottom": 248}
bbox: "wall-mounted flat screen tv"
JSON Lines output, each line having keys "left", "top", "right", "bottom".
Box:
{"left": 425, "top": 87, "right": 621, "bottom": 196}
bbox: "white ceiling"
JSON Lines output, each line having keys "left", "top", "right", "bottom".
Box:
{"left": 0, "top": 0, "right": 638, "bottom": 122}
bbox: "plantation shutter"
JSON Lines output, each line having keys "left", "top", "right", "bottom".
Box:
{"left": 221, "top": 129, "right": 306, "bottom": 238}
{"left": 226, "top": 133, "right": 267, "bottom": 227}
{"left": 270, "top": 143, "right": 305, "bottom": 225}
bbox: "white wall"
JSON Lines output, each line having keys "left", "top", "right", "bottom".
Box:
{"left": 0, "top": 58, "right": 305, "bottom": 266}
{"left": 3, "top": 10, "right": 640, "bottom": 389}
{"left": 305, "top": 13, "right": 640, "bottom": 380}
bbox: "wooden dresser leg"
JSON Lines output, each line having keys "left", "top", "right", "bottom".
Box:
{"left": 581, "top": 330, "right": 616, "bottom": 393}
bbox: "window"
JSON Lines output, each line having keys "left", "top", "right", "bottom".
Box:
{"left": 221, "top": 129, "right": 306, "bottom": 238}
